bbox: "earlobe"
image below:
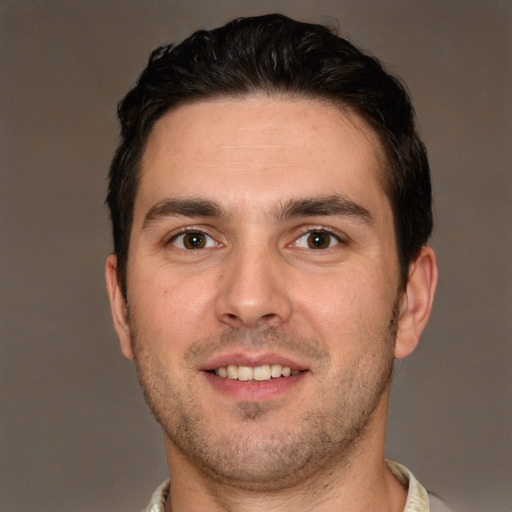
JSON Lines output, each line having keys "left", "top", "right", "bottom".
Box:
{"left": 394, "top": 246, "right": 438, "bottom": 359}
{"left": 105, "top": 254, "right": 135, "bottom": 360}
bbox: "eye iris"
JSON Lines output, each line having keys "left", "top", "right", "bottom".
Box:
{"left": 307, "top": 232, "right": 330, "bottom": 249}
{"left": 183, "top": 232, "right": 206, "bottom": 249}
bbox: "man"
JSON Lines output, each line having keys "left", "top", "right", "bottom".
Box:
{"left": 105, "top": 14, "right": 444, "bottom": 512}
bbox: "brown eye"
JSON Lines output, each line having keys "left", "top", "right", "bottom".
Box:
{"left": 183, "top": 232, "right": 206, "bottom": 249}
{"left": 294, "top": 230, "right": 339, "bottom": 249}
{"left": 307, "top": 231, "right": 332, "bottom": 249}
{"left": 172, "top": 231, "right": 215, "bottom": 250}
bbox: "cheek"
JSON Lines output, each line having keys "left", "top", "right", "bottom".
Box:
{"left": 128, "top": 270, "right": 216, "bottom": 351}
{"left": 293, "top": 266, "right": 392, "bottom": 336}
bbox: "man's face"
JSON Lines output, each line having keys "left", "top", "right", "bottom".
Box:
{"left": 108, "top": 97, "right": 408, "bottom": 489}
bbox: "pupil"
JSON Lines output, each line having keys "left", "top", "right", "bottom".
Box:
{"left": 308, "top": 232, "right": 330, "bottom": 249}
{"left": 184, "top": 233, "right": 205, "bottom": 249}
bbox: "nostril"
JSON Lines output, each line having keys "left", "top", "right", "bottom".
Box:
{"left": 222, "top": 313, "right": 245, "bottom": 326}
{"left": 215, "top": 284, "right": 293, "bottom": 327}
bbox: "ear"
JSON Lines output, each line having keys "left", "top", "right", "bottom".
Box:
{"left": 394, "top": 246, "right": 438, "bottom": 359}
{"left": 105, "top": 254, "right": 135, "bottom": 360}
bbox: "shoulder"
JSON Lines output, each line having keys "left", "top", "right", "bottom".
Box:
{"left": 428, "top": 493, "right": 454, "bottom": 512}
{"left": 386, "top": 460, "right": 453, "bottom": 512}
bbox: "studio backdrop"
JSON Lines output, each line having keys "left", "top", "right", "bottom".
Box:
{"left": 1, "top": 1, "right": 510, "bottom": 511}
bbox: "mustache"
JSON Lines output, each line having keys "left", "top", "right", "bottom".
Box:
{"left": 184, "top": 325, "right": 330, "bottom": 367}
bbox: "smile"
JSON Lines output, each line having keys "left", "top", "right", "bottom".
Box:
{"left": 214, "top": 364, "right": 301, "bottom": 381}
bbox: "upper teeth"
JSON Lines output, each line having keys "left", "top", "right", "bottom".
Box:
{"left": 215, "top": 364, "right": 299, "bottom": 381}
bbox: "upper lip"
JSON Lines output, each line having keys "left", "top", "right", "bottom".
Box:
{"left": 200, "top": 352, "right": 309, "bottom": 372}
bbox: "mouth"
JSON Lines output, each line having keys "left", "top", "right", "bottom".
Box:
{"left": 201, "top": 354, "right": 309, "bottom": 401}
{"left": 211, "top": 364, "right": 301, "bottom": 382}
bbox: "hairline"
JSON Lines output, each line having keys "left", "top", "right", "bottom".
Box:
{"left": 132, "top": 90, "right": 393, "bottom": 231}
{"left": 120, "top": 92, "right": 402, "bottom": 292}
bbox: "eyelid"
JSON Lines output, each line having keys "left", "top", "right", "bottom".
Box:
{"left": 165, "top": 226, "right": 221, "bottom": 249}
{"left": 163, "top": 224, "right": 349, "bottom": 250}
{"left": 288, "top": 226, "right": 349, "bottom": 249}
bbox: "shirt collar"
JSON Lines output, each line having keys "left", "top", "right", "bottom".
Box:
{"left": 141, "top": 461, "right": 430, "bottom": 512}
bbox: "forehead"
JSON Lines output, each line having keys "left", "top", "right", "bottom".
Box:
{"left": 137, "top": 96, "right": 389, "bottom": 219}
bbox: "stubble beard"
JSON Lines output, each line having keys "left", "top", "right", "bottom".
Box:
{"left": 130, "top": 303, "right": 398, "bottom": 492}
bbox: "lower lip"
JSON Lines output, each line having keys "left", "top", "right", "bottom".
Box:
{"left": 202, "top": 371, "right": 307, "bottom": 401}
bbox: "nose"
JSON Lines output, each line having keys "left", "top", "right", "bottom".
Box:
{"left": 214, "top": 244, "right": 293, "bottom": 329}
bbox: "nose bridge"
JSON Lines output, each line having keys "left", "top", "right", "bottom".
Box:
{"left": 215, "top": 239, "right": 292, "bottom": 328}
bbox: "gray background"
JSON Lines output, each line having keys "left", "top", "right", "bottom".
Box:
{"left": 1, "top": 1, "right": 510, "bottom": 511}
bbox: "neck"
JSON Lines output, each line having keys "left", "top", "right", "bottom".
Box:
{"left": 162, "top": 399, "right": 407, "bottom": 512}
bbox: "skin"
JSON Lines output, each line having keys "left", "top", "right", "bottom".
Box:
{"left": 106, "top": 97, "right": 437, "bottom": 512}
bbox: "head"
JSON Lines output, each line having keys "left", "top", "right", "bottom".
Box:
{"left": 107, "top": 14, "right": 432, "bottom": 298}
{"left": 105, "top": 14, "right": 437, "bottom": 493}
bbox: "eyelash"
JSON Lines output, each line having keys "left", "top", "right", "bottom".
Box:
{"left": 165, "top": 226, "right": 347, "bottom": 251}
{"left": 167, "top": 228, "right": 219, "bottom": 250}
{"left": 291, "top": 227, "right": 345, "bottom": 250}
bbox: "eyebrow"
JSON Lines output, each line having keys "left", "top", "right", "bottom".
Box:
{"left": 142, "top": 194, "right": 373, "bottom": 229}
{"left": 278, "top": 195, "right": 374, "bottom": 225}
{"left": 142, "top": 198, "right": 229, "bottom": 229}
